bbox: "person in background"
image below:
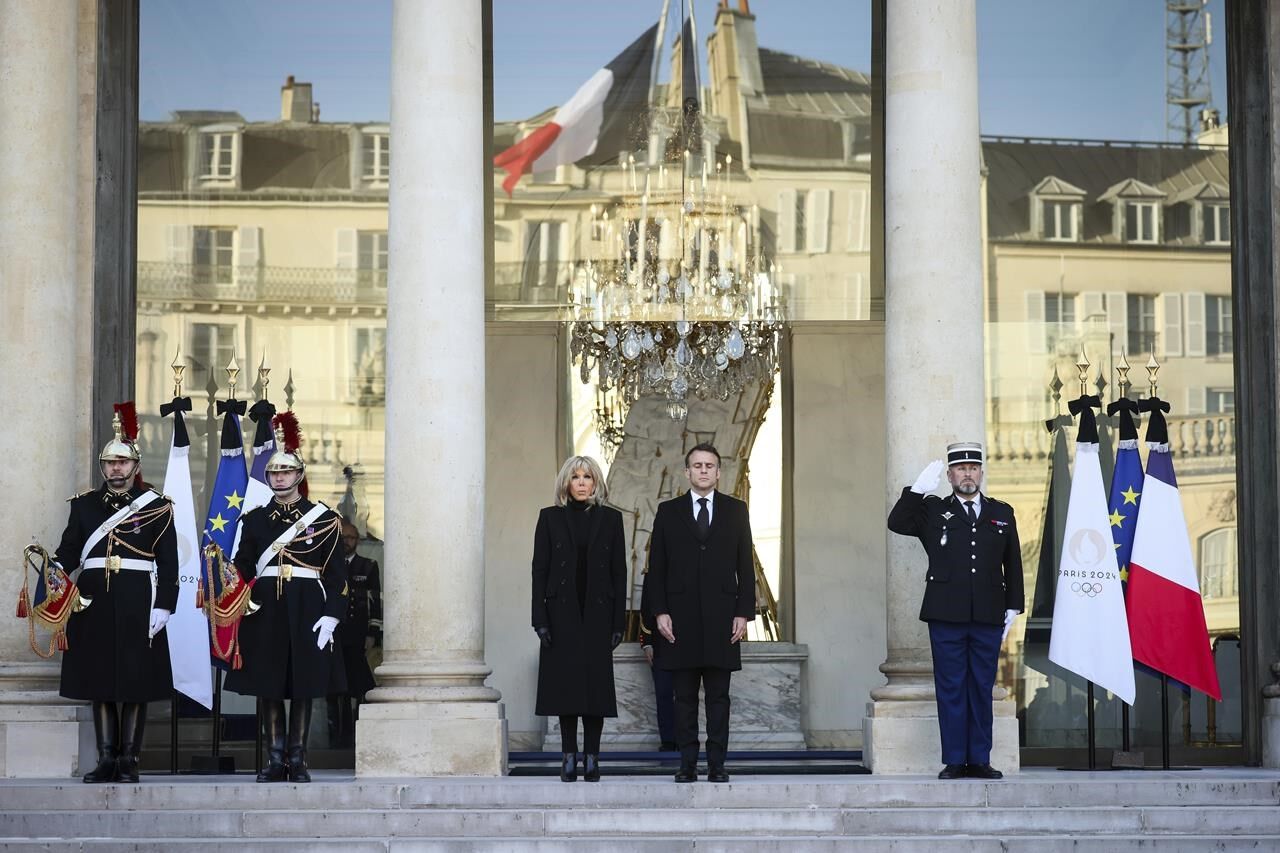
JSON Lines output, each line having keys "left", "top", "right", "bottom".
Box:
{"left": 327, "top": 519, "right": 381, "bottom": 747}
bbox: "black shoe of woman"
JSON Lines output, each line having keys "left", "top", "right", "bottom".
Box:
{"left": 560, "top": 752, "right": 578, "bottom": 782}
{"left": 583, "top": 753, "right": 600, "bottom": 782}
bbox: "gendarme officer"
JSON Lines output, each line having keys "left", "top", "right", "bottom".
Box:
{"left": 57, "top": 405, "right": 179, "bottom": 783}
{"left": 887, "top": 441, "right": 1023, "bottom": 780}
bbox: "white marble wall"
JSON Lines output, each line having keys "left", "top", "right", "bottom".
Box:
{"left": 541, "top": 643, "right": 808, "bottom": 750}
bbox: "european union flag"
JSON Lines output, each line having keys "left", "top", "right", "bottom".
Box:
{"left": 203, "top": 401, "right": 248, "bottom": 568}
{"left": 1106, "top": 397, "right": 1145, "bottom": 586}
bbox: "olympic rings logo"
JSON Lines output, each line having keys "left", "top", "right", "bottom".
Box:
{"left": 1071, "top": 582, "right": 1103, "bottom": 598}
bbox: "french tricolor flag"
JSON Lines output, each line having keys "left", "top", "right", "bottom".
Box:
{"left": 495, "top": 23, "right": 658, "bottom": 196}
{"left": 1126, "top": 398, "right": 1222, "bottom": 700}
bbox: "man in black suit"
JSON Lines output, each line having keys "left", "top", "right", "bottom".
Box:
{"left": 887, "top": 441, "right": 1023, "bottom": 780}
{"left": 644, "top": 443, "right": 755, "bottom": 783}
{"left": 327, "top": 520, "right": 381, "bottom": 747}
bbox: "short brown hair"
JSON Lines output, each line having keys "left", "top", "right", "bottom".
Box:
{"left": 684, "top": 443, "right": 721, "bottom": 468}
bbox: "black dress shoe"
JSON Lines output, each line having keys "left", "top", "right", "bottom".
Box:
{"left": 560, "top": 752, "right": 578, "bottom": 783}
{"left": 937, "top": 763, "right": 966, "bottom": 779}
{"left": 966, "top": 763, "right": 1003, "bottom": 779}
{"left": 706, "top": 766, "right": 729, "bottom": 783}
{"left": 583, "top": 753, "right": 601, "bottom": 782}
{"left": 673, "top": 765, "right": 697, "bottom": 783}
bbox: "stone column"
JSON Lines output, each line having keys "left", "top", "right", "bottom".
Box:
{"left": 356, "top": 0, "right": 506, "bottom": 776}
{"left": 0, "top": 0, "right": 91, "bottom": 777}
{"left": 863, "top": 0, "right": 1018, "bottom": 774}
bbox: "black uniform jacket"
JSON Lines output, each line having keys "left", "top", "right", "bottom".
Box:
{"left": 887, "top": 488, "right": 1025, "bottom": 626}
{"left": 336, "top": 552, "right": 380, "bottom": 697}
{"left": 223, "top": 498, "right": 347, "bottom": 700}
{"left": 57, "top": 483, "right": 179, "bottom": 702}
{"left": 644, "top": 491, "right": 756, "bottom": 672}
{"left": 530, "top": 503, "right": 626, "bottom": 717}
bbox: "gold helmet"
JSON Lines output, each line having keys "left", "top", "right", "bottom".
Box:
{"left": 98, "top": 403, "right": 141, "bottom": 462}
{"left": 264, "top": 411, "right": 305, "bottom": 473}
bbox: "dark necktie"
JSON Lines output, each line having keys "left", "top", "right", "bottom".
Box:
{"left": 964, "top": 500, "right": 977, "bottom": 525}
{"left": 696, "top": 497, "right": 710, "bottom": 538}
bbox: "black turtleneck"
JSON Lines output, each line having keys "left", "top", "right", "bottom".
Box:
{"left": 567, "top": 499, "right": 591, "bottom": 613}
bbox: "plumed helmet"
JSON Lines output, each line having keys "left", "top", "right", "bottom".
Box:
{"left": 264, "top": 411, "right": 305, "bottom": 473}
{"left": 98, "top": 402, "right": 141, "bottom": 462}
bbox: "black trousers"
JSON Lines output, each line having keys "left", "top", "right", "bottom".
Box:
{"left": 671, "top": 667, "right": 731, "bottom": 768}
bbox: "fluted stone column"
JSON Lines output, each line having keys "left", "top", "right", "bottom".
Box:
{"left": 356, "top": 0, "right": 507, "bottom": 776}
{"left": 0, "top": 0, "right": 92, "bottom": 777}
{"left": 863, "top": 0, "right": 1018, "bottom": 774}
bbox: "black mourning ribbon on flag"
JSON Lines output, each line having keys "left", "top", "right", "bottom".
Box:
{"left": 160, "top": 396, "right": 192, "bottom": 418}
{"left": 248, "top": 399, "right": 276, "bottom": 423}
{"left": 1067, "top": 394, "right": 1102, "bottom": 443}
{"left": 1106, "top": 397, "right": 1141, "bottom": 441}
{"left": 216, "top": 399, "right": 247, "bottom": 416}
{"left": 1139, "top": 396, "right": 1171, "bottom": 445}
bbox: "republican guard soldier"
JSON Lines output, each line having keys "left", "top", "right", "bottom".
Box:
{"left": 224, "top": 413, "right": 347, "bottom": 782}
{"left": 888, "top": 442, "right": 1024, "bottom": 780}
{"left": 56, "top": 404, "right": 178, "bottom": 783}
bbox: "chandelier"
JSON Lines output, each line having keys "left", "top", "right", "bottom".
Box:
{"left": 569, "top": 154, "right": 785, "bottom": 430}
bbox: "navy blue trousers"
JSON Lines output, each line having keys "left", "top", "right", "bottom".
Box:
{"left": 928, "top": 620, "right": 1002, "bottom": 765}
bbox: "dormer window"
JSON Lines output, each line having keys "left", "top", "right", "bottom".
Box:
{"left": 1030, "top": 176, "right": 1085, "bottom": 242}
{"left": 361, "top": 128, "right": 390, "bottom": 183}
{"left": 198, "top": 126, "right": 240, "bottom": 182}
{"left": 1099, "top": 178, "right": 1166, "bottom": 245}
{"left": 1203, "top": 202, "right": 1230, "bottom": 245}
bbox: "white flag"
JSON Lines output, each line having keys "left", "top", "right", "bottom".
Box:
{"left": 1048, "top": 441, "right": 1135, "bottom": 704}
{"left": 162, "top": 416, "right": 214, "bottom": 709}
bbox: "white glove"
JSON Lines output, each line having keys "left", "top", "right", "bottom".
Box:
{"left": 1001, "top": 609, "right": 1019, "bottom": 642}
{"left": 148, "top": 608, "right": 171, "bottom": 639}
{"left": 911, "top": 460, "right": 946, "bottom": 494}
{"left": 313, "top": 615, "right": 339, "bottom": 650}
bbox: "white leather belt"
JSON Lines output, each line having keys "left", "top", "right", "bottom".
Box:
{"left": 259, "top": 567, "right": 321, "bottom": 580}
{"left": 83, "top": 557, "right": 154, "bottom": 572}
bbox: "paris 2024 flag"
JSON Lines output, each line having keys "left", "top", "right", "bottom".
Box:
{"left": 1126, "top": 398, "right": 1221, "bottom": 700}
{"left": 1049, "top": 395, "right": 1136, "bottom": 705}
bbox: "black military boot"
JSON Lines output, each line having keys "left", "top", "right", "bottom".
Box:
{"left": 287, "top": 699, "right": 313, "bottom": 783}
{"left": 256, "top": 700, "right": 288, "bottom": 783}
{"left": 116, "top": 702, "right": 147, "bottom": 783}
{"left": 83, "top": 701, "right": 120, "bottom": 784}
{"left": 559, "top": 752, "right": 578, "bottom": 782}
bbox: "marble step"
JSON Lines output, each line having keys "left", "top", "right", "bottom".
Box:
{"left": 4, "top": 805, "right": 1279, "bottom": 840}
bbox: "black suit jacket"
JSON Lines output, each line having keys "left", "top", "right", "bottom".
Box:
{"left": 644, "top": 491, "right": 755, "bottom": 672}
{"left": 887, "top": 488, "right": 1025, "bottom": 625}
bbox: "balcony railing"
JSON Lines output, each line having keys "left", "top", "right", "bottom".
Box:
{"left": 988, "top": 413, "right": 1235, "bottom": 464}
{"left": 138, "top": 262, "right": 387, "bottom": 306}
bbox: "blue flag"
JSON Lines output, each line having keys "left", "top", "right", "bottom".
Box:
{"left": 203, "top": 407, "right": 249, "bottom": 569}
{"left": 1105, "top": 398, "right": 1145, "bottom": 586}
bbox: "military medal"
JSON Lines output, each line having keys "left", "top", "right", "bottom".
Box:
{"left": 940, "top": 511, "right": 953, "bottom": 546}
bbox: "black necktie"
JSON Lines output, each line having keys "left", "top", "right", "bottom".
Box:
{"left": 964, "top": 500, "right": 977, "bottom": 524}
{"left": 696, "top": 497, "right": 710, "bottom": 538}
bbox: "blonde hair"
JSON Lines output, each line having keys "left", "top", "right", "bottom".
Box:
{"left": 553, "top": 455, "right": 607, "bottom": 506}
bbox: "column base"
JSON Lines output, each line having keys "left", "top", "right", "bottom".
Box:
{"left": 356, "top": 701, "right": 507, "bottom": 776}
{"left": 0, "top": 700, "right": 92, "bottom": 779}
{"left": 862, "top": 698, "right": 1019, "bottom": 775}
{"left": 1261, "top": 697, "right": 1280, "bottom": 768}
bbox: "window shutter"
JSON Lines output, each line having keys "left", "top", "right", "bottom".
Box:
{"left": 807, "top": 188, "right": 830, "bottom": 253}
{"left": 1025, "top": 291, "right": 1046, "bottom": 354}
{"left": 335, "top": 228, "right": 357, "bottom": 269}
{"left": 1159, "top": 292, "right": 1183, "bottom": 357}
{"left": 1106, "top": 291, "right": 1128, "bottom": 353}
{"left": 1186, "top": 386, "right": 1207, "bottom": 415}
{"left": 777, "top": 190, "right": 796, "bottom": 254}
{"left": 1184, "top": 292, "right": 1206, "bottom": 357}
{"left": 846, "top": 188, "right": 868, "bottom": 251}
{"left": 1079, "top": 291, "right": 1106, "bottom": 331}
{"left": 846, "top": 274, "right": 867, "bottom": 320}
{"left": 235, "top": 226, "right": 261, "bottom": 287}
{"left": 166, "top": 225, "right": 192, "bottom": 264}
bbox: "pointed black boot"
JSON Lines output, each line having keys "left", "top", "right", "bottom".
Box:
{"left": 559, "top": 752, "right": 578, "bottom": 782}
{"left": 256, "top": 700, "right": 288, "bottom": 783}
{"left": 583, "top": 753, "right": 601, "bottom": 782}
{"left": 116, "top": 702, "right": 147, "bottom": 783}
{"left": 287, "top": 699, "right": 313, "bottom": 783}
{"left": 83, "top": 701, "right": 120, "bottom": 784}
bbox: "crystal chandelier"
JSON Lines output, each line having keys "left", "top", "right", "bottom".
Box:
{"left": 570, "top": 154, "right": 785, "bottom": 424}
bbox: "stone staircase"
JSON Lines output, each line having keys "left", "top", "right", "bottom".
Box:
{"left": 3, "top": 770, "right": 1279, "bottom": 850}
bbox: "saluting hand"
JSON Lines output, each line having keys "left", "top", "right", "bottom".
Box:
{"left": 911, "top": 459, "right": 946, "bottom": 494}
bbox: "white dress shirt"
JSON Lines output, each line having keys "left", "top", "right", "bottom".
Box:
{"left": 691, "top": 489, "right": 715, "bottom": 524}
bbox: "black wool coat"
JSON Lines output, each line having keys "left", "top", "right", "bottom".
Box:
{"left": 223, "top": 499, "right": 348, "bottom": 700}
{"left": 530, "top": 503, "right": 626, "bottom": 717}
{"left": 643, "top": 491, "right": 756, "bottom": 672}
{"left": 58, "top": 483, "right": 179, "bottom": 703}
{"left": 887, "top": 489, "right": 1025, "bottom": 625}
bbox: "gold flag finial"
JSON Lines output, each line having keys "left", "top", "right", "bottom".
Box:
{"left": 1075, "top": 347, "right": 1091, "bottom": 396}
{"left": 171, "top": 347, "right": 186, "bottom": 397}
{"left": 1116, "top": 349, "right": 1131, "bottom": 398}
{"left": 226, "top": 355, "right": 240, "bottom": 400}
{"left": 1146, "top": 353, "right": 1161, "bottom": 397}
{"left": 258, "top": 350, "right": 271, "bottom": 399}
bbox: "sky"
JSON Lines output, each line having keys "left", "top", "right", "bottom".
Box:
{"left": 140, "top": 0, "right": 1229, "bottom": 143}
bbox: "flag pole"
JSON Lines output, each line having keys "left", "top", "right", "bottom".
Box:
{"left": 1116, "top": 353, "right": 1133, "bottom": 758}
{"left": 647, "top": 0, "right": 672, "bottom": 110}
{"left": 1161, "top": 674, "right": 1171, "bottom": 770}
{"left": 1078, "top": 350, "right": 1098, "bottom": 772}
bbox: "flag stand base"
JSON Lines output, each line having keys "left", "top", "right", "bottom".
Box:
{"left": 189, "top": 754, "right": 236, "bottom": 774}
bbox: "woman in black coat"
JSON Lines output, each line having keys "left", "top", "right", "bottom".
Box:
{"left": 530, "top": 455, "right": 627, "bottom": 782}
